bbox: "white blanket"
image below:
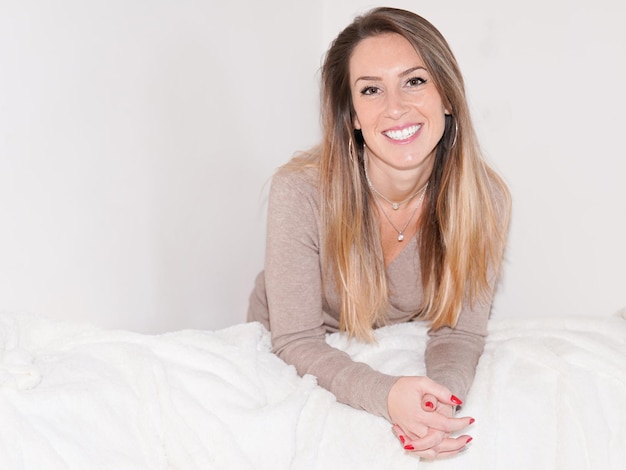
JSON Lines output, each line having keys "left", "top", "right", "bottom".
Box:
{"left": 1, "top": 311, "right": 625, "bottom": 469}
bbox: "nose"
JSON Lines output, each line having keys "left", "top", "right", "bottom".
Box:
{"left": 385, "top": 88, "right": 409, "bottom": 119}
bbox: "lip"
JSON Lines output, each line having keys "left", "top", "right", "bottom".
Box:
{"left": 382, "top": 123, "right": 422, "bottom": 144}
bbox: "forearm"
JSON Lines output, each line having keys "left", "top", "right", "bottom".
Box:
{"left": 275, "top": 336, "right": 399, "bottom": 420}
{"left": 424, "top": 328, "right": 486, "bottom": 401}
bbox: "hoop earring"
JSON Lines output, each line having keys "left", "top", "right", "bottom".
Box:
{"left": 348, "top": 136, "right": 356, "bottom": 163}
{"left": 449, "top": 117, "right": 459, "bottom": 149}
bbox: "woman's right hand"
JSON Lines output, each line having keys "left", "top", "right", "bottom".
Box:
{"left": 387, "top": 376, "right": 474, "bottom": 458}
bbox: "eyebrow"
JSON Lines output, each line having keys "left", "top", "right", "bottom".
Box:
{"left": 353, "top": 66, "right": 427, "bottom": 86}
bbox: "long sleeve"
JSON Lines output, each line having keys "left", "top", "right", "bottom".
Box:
{"left": 424, "top": 297, "right": 491, "bottom": 402}
{"left": 424, "top": 180, "right": 509, "bottom": 402}
{"left": 261, "top": 167, "right": 399, "bottom": 420}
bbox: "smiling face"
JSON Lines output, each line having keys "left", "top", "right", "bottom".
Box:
{"left": 350, "top": 33, "right": 448, "bottom": 183}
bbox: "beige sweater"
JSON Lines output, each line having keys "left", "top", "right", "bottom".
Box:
{"left": 248, "top": 165, "right": 495, "bottom": 421}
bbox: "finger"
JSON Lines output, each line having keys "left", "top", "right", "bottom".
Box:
{"left": 391, "top": 424, "right": 408, "bottom": 446}
{"left": 392, "top": 423, "right": 427, "bottom": 443}
{"left": 405, "top": 435, "right": 473, "bottom": 458}
{"left": 416, "top": 377, "right": 464, "bottom": 407}
{"left": 419, "top": 412, "right": 475, "bottom": 434}
{"left": 410, "top": 444, "right": 467, "bottom": 460}
{"left": 403, "top": 429, "right": 447, "bottom": 452}
{"left": 422, "top": 393, "right": 438, "bottom": 412}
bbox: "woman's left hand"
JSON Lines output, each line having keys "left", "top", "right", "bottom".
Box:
{"left": 392, "top": 403, "right": 474, "bottom": 459}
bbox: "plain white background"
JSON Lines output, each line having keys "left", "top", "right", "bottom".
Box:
{"left": 1, "top": 0, "right": 624, "bottom": 333}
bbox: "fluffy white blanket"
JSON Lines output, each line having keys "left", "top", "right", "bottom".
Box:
{"left": 1, "top": 311, "right": 625, "bottom": 469}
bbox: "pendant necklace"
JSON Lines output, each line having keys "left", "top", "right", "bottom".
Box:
{"left": 365, "top": 164, "right": 424, "bottom": 210}
{"left": 371, "top": 182, "right": 428, "bottom": 242}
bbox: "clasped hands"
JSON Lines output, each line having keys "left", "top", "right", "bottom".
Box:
{"left": 387, "top": 376, "right": 474, "bottom": 460}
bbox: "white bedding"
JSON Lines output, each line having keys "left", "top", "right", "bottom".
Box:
{"left": 1, "top": 310, "right": 625, "bottom": 469}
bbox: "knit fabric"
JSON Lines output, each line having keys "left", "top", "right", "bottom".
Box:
{"left": 248, "top": 165, "right": 495, "bottom": 421}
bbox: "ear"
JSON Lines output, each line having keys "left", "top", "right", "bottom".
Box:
{"left": 353, "top": 114, "right": 361, "bottom": 130}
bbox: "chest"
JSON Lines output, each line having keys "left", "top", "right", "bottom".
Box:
{"left": 376, "top": 206, "right": 422, "bottom": 267}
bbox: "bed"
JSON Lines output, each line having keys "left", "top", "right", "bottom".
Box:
{"left": 1, "top": 309, "right": 625, "bottom": 469}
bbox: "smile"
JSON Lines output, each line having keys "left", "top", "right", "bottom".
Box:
{"left": 383, "top": 124, "right": 421, "bottom": 141}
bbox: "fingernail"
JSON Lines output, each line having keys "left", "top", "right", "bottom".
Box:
{"left": 425, "top": 401, "right": 434, "bottom": 409}
{"left": 469, "top": 418, "right": 475, "bottom": 425}
{"left": 399, "top": 435, "right": 405, "bottom": 444}
{"left": 451, "top": 395, "right": 463, "bottom": 405}
{"left": 466, "top": 437, "right": 473, "bottom": 444}
{"left": 404, "top": 445, "right": 415, "bottom": 451}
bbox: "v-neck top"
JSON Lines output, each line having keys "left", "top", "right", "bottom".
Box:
{"left": 247, "top": 165, "right": 495, "bottom": 421}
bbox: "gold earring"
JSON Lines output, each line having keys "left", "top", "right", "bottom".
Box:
{"left": 450, "top": 117, "right": 458, "bottom": 149}
{"left": 348, "top": 137, "right": 356, "bottom": 163}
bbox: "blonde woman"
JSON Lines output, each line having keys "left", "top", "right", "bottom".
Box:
{"left": 248, "top": 7, "right": 510, "bottom": 459}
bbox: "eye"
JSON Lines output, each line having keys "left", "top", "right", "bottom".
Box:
{"left": 360, "top": 86, "right": 381, "bottom": 96}
{"left": 406, "top": 76, "right": 426, "bottom": 87}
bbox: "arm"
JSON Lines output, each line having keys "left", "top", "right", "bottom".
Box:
{"left": 265, "top": 167, "right": 475, "bottom": 459}
{"left": 264, "top": 167, "right": 398, "bottom": 419}
{"left": 425, "top": 175, "right": 510, "bottom": 402}
{"left": 425, "top": 294, "right": 492, "bottom": 403}
{"left": 389, "top": 298, "right": 490, "bottom": 458}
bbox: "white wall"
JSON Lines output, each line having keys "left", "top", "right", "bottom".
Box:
{"left": 1, "top": 0, "right": 624, "bottom": 333}
{"left": 0, "top": 0, "right": 322, "bottom": 332}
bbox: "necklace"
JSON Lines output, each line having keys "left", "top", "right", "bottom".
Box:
{"left": 371, "top": 182, "right": 428, "bottom": 242}
{"left": 364, "top": 164, "right": 423, "bottom": 210}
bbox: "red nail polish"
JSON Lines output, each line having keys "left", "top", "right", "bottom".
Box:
{"left": 469, "top": 418, "right": 475, "bottom": 424}
{"left": 451, "top": 395, "right": 463, "bottom": 405}
{"left": 466, "top": 437, "right": 473, "bottom": 444}
{"left": 425, "top": 401, "right": 434, "bottom": 409}
{"left": 404, "top": 445, "right": 415, "bottom": 451}
{"left": 399, "top": 435, "right": 405, "bottom": 444}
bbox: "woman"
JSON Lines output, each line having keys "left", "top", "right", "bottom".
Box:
{"left": 248, "top": 7, "right": 510, "bottom": 459}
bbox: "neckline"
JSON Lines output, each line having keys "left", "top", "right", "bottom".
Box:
{"left": 385, "top": 231, "right": 418, "bottom": 268}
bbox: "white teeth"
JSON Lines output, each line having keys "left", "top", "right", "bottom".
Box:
{"left": 384, "top": 125, "right": 420, "bottom": 140}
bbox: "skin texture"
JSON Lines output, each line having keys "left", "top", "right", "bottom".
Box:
{"left": 350, "top": 33, "right": 446, "bottom": 202}
{"left": 349, "top": 33, "right": 446, "bottom": 266}
{"left": 349, "top": 33, "right": 473, "bottom": 457}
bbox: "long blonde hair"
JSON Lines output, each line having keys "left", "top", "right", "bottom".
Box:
{"left": 291, "top": 7, "right": 510, "bottom": 341}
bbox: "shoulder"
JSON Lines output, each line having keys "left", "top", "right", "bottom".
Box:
{"left": 270, "top": 154, "right": 320, "bottom": 202}
{"left": 273, "top": 164, "right": 318, "bottom": 188}
{"left": 265, "top": 154, "right": 323, "bottom": 245}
